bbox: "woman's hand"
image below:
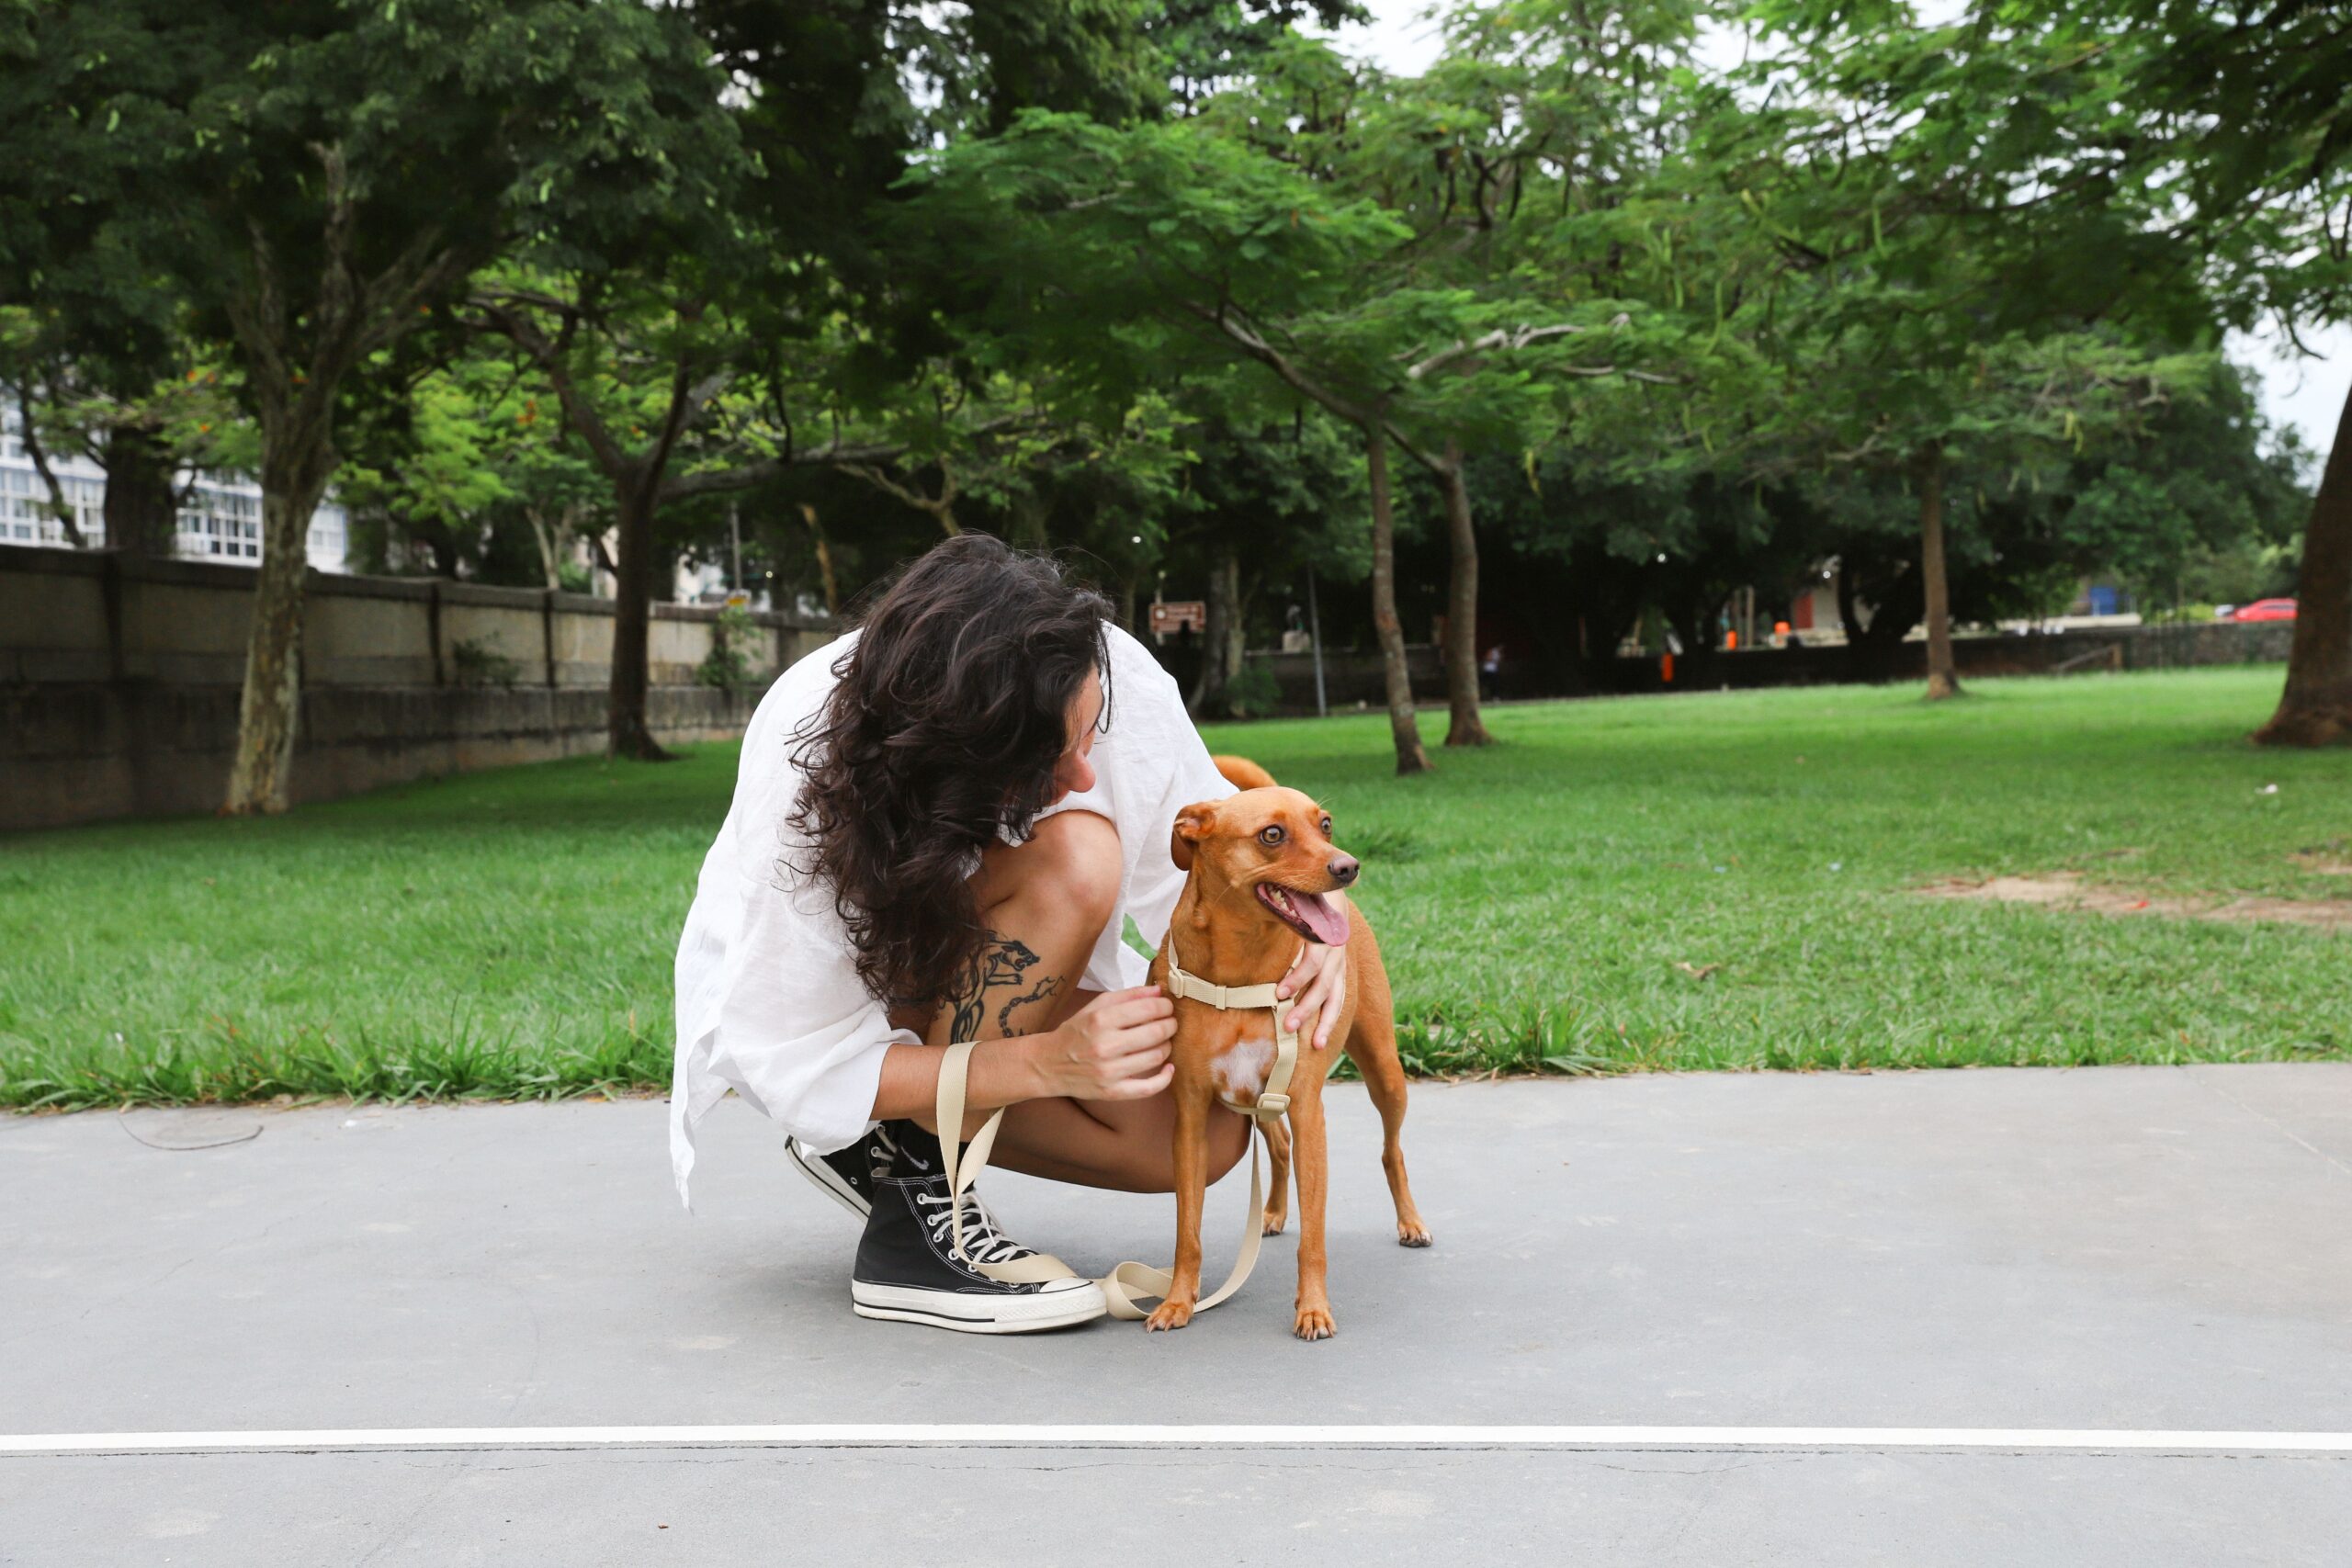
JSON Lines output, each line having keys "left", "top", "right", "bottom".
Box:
{"left": 1276, "top": 938, "right": 1349, "bottom": 1050}
{"left": 1023, "top": 986, "right": 1177, "bottom": 1101}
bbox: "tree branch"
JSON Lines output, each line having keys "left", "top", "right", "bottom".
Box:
{"left": 656, "top": 410, "right": 1043, "bottom": 502}
{"left": 840, "top": 457, "right": 962, "bottom": 536}
{"left": 466, "top": 293, "right": 633, "bottom": 481}
{"left": 14, "top": 383, "right": 85, "bottom": 547}
{"left": 1403, "top": 314, "right": 1632, "bottom": 379}
{"left": 1172, "top": 298, "right": 1379, "bottom": 428}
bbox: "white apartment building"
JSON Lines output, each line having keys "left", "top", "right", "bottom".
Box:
{"left": 1, "top": 409, "right": 350, "bottom": 572}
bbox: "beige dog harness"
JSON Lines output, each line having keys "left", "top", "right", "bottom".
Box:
{"left": 931, "top": 934, "right": 1315, "bottom": 1322}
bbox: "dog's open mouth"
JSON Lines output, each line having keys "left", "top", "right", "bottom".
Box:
{"left": 1256, "top": 882, "right": 1351, "bottom": 944}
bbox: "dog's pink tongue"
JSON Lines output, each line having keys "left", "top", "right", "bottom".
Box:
{"left": 1294, "top": 889, "right": 1351, "bottom": 945}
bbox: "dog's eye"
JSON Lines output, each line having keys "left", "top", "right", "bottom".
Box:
{"left": 1319, "top": 817, "right": 1332, "bottom": 836}
{"left": 1258, "top": 824, "right": 1286, "bottom": 847}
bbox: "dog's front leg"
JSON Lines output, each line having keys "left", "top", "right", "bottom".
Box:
{"left": 1145, "top": 1085, "right": 1211, "bottom": 1332}
{"left": 1289, "top": 1092, "right": 1334, "bottom": 1340}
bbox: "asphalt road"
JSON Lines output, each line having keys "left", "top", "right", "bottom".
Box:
{"left": 6, "top": 1065, "right": 2348, "bottom": 1565}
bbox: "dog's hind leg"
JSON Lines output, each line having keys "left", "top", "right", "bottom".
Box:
{"left": 1261, "top": 1118, "right": 1292, "bottom": 1236}
{"left": 1343, "top": 968, "right": 1432, "bottom": 1248}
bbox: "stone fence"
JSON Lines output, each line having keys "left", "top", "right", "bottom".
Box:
{"left": 1242, "top": 621, "right": 2292, "bottom": 713}
{"left": 1, "top": 547, "right": 833, "bottom": 831}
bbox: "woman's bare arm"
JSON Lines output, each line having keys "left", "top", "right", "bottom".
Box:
{"left": 869, "top": 985, "right": 1177, "bottom": 1125}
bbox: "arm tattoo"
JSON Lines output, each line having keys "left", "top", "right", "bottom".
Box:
{"left": 997, "top": 975, "right": 1063, "bottom": 1037}
{"left": 944, "top": 931, "right": 1061, "bottom": 1042}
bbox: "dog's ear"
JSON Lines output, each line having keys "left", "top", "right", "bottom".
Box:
{"left": 1170, "top": 801, "right": 1218, "bottom": 871}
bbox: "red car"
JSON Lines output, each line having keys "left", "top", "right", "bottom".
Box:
{"left": 2231, "top": 599, "right": 2298, "bottom": 622}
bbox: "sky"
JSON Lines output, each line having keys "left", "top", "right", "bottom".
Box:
{"left": 1308, "top": 1, "right": 2347, "bottom": 464}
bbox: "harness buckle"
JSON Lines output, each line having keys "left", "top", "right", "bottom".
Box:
{"left": 1255, "top": 1092, "right": 1291, "bottom": 1118}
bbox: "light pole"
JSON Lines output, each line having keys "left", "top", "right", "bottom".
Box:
{"left": 1306, "top": 568, "right": 1328, "bottom": 718}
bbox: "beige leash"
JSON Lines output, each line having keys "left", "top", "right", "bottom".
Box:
{"left": 933, "top": 937, "right": 1316, "bottom": 1321}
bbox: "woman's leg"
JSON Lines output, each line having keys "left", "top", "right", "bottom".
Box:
{"left": 893, "top": 808, "right": 1250, "bottom": 1193}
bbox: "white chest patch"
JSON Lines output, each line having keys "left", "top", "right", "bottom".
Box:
{"left": 1211, "top": 1035, "right": 1277, "bottom": 1105}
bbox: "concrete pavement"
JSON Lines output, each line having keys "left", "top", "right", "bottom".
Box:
{"left": 5, "top": 1065, "right": 2350, "bottom": 1564}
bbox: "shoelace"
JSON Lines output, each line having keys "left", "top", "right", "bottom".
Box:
{"left": 915, "top": 1190, "right": 1033, "bottom": 1267}
{"left": 866, "top": 1123, "right": 901, "bottom": 1183}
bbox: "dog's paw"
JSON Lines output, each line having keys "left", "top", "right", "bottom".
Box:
{"left": 1146, "top": 1300, "right": 1195, "bottom": 1333}
{"left": 1293, "top": 1304, "right": 1336, "bottom": 1341}
{"left": 1261, "top": 1211, "right": 1288, "bottom": 1236}
{"left": 1397, "top": 1221, "right": 1433, "bottom": 1247}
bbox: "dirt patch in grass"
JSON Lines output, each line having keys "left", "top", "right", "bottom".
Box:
{"left": 2290, "top": 840, "right": 2352, "bottom": 876}
{"left": 1918, "top": 872, "right": 2352, "bottom": 931}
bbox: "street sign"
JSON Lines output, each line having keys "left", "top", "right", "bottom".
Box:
{"left": 1149, "top": 600, "right": 1206, "bottom": 637}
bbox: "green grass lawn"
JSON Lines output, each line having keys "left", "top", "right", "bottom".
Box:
{"left": 4, "top": 666, "right": 2346, "bottom": 1110}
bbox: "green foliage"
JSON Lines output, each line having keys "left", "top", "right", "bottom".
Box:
{"left": 695, "top": 604, "right": 759, "bottom": 694}
{"left": 1223, "top": 659, "right": 1282, "bottom": 717}
{"left": 448, "top": 636, "right": 521, "bottom": 690}
{"left": 0, "top": 0, "right": 2323, "bottom": 695}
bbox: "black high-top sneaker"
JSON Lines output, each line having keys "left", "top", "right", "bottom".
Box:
{"left": 786, "top": 1122, "right": 902, "bottom": 1219}
{"left": 850, "top": 1122, "right": 1106, "bottom": 1334}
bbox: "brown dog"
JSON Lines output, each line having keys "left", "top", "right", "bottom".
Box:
{"left": 1146, "top": 784, "right": 1430, "bottom": 1339}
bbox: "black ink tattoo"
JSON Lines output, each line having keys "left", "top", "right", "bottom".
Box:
{"left": 944, "top": 931, "right": 1047, "bottom": 1043}
{"left": 997, "top": 974, "right": 1063, "bottom": 1037}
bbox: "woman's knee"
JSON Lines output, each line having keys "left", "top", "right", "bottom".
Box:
{"left": 993, "top": 809, "right": 1121, "bottom": 930}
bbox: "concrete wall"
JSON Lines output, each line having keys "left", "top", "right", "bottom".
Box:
{"left": 1, "top": 547, "right": 834, "bottom": 831}
{"left": 1238, "top": 622, "right": 2291, "bottom": 714}
{"left": 1239, "top": 645, "right": 1446, "bottom": 713}
{"left": 1593, "top": 620, "right": 2296, "bottom": 698}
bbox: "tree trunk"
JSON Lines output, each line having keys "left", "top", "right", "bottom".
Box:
{"left": 103, "top": 422, "right": 177, "bottom": 558}
{"left": 1917, "top": 447, "right": 1962, "bottom": 701}
{"left": 1192, "top": 543, "right": 1242, "bottom": 716}
{"left": 1834, "top": 561, "right": 1866, "bottom": 646}
{"left": 1367, "top": 430, "right": 1431, "bottom": 775}
{"left": 15, "top": 387, "right": 86, "bottom": 547}
{"left": 800, "top": 504, "right": 841, "bottom": 616}
{"left": 222, "top": 426, "right": 335, "bottom": 814}
{"left": 2254, "top": 380, "right": 2352, "bottom": 746}
{"left": 608, "top": 482, "right": 673, "bottom": 761}
{"left": 424, "top": 526, "right": 461, "bottom": 581}
{"left": 526, "top": 505, "right": 564, "bottom": 591}
{"left": 1437, "top": 441, "right": 1491, "bottom": 747}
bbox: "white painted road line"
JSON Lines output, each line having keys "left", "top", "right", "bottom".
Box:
{"left": 6, "top": 1426, "right": 2352, "bottom": 1457}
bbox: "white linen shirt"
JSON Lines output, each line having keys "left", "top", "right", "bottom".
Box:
{"left": 669, "top": 621, "right": 1234, "bottom": 1205}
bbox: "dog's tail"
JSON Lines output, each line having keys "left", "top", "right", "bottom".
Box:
{"left": 1211, "top": 754, "right": 1278, "bottom": 792}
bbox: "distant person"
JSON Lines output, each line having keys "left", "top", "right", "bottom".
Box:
{"left": 1479, "top": 643, "right": 1503, "bottom": 701}
{"left": 671, "top": 536, "right": 1351, "bottom": 1333}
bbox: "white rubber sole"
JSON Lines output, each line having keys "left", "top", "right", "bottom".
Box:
{"left": 786, "top": 1138, "right": 871, "bottom": 1220}
{"left": 851, "top": 1280, "right": 1109, "bottom": 1335}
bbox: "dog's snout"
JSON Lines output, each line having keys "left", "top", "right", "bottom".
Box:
{"left": 1328, "top": 853, "right": 1359, "bottom": 886}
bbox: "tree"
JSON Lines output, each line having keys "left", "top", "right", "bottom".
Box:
{"left": 1748, "top": 0, "right": 2351, "bottom": 735}
{"left": 334, "top": 339, "right": 605, "bottom": 586}
{"left": 1649, "top": 11, "right": 2214, "bottom": 697}
{"left": 452, "top": 0, "right": 1168, "bottom": 757}
{"left": 1, "top": 0, "right": 743, "bottom": 810}
{"left": 1159, "top": 407, "right": 1367, "bottom": 715}
{"left": 904, "top": 107, "right": 1677, "bottom": 771}
{"left": 466, "top": 280, "right": 769, "bottom": 758}
{"left": 1318, "top": 0, "right": 1708, "bottom": 742}
{"left": 0, "top": 45, "right": 189, "bottom": 558}
{"left": 2081, "top": 0, "right": 2352, "bottom": 743}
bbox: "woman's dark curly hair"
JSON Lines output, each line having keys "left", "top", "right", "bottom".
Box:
{"left": 787, "top": 535, "right": 1114, "bottom": 1011}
